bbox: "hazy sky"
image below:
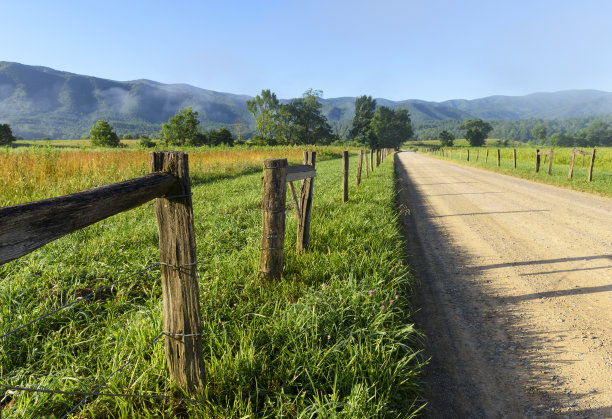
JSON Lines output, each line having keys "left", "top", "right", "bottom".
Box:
{"left": 2, "top": 0, "right": 611, "bottom": 101}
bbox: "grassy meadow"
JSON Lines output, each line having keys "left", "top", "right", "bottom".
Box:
{"left": 1, "top": 145, "right": 425, "bottom": 417}
{"left": 408, "top": 142, "right": 612, "bottom": 197}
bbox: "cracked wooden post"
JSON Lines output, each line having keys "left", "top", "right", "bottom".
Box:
{"left": 297, "top": 151, "right": 315, "bottom": 254}
{"left": 588, "top": 148, "right": 596, "bottom": 182}
{"left": 356, "top": 150, "right": 363, "bottom": 186}
{"left": 150, "top": 151, "right": 205, "bottom": 397}
{"left": 259, "top": 158, "right": 287, "bottom": 280}
{"left": 342, "top": 151, "right": 349, "bottom": 203}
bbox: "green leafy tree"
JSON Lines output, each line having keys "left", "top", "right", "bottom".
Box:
{"left": 89, "top": 120, "right": 120, "bottom": 147}
{"left": 286, "top": 89, "right": 333, "bottom": 145}
{"left": 460, "top": 118, "right": 493, "bottom": 146}
{"left": 370, "top": 106, "right": 413, "bottom": 149}
{"left": 439, "top": 130, "right": 454, "bottom": 146}
{"left": 531, "top": 124, "right": 547, "bottom": 144}
{"left": 160, "top": 107, "right": 201, "bottom": 146}
{"left": 0, "top": 123, "right": 16, "bottom": 146}
{"left": 246, "top": 89, "right": 282, "bottom": 144}
{"left": 209, "top": 127, "right": 235, "bottom": 146}
{"left": 350, "top": 95, "right": 376, "bottom": 143}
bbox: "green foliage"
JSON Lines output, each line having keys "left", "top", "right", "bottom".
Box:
{"left": 0, "top": 151, "right": 425, "bottom": 417}
{"left": 246, "top": 89, "right": 282, "bottom": 144}
{"left": 246, "top": 89, "right": 333, "bottom": 145}
{"left": 439, "top": 130, "right": 454, "bottom": 146}
{"left": 208, "top": 127, "right": 234, "bottom": 146}
{"left": 139, "top": 136, "right": 156, "bottom": 148}
{"left": 160, "top": 107, "right": 200, "bottom": 146}
{"left": 460, "top": 118, "right": 492, "bottom": 146}
{"left": 370, "top": 106, "right": 413, "bottom": 149}
{"left": 350, "top": 95, "right": 376, "bottom": 143}
{"left": 89, "top": 120, "right": 120, "bottom": 147}
{"left": 531, "top": 124, "right": 547, "bottom": 143}
{"left": 0, "top": 123, "right": 16, "bottom": 146}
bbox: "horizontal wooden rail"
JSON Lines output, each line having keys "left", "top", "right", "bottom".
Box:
{"left": 0, "top": 172, "right": 177, "bottom": 265}
{"left": 286, "top": 165, "right": 316, "bottom": 182}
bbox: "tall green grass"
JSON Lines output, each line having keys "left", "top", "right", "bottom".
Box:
{"left": 419, "top": 146, "right": 612, "bottom": 197}
{"left": 1, "top": 153, "right": 425, "bottom": 417}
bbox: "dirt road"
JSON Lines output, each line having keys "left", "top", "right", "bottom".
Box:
{"left": 395, "top": 151, "right": 612, "bottom": 418}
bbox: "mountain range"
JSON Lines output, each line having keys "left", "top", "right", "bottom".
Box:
{"left": 2, "top": 61, "right": 612, "bottom": 139}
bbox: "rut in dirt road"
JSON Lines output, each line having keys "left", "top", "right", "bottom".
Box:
{"left": 395, "top": 151, "right": 612, "bottom": 418}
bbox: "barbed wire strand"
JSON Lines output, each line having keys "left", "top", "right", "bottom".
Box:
{"left": 61, "top": 331, "right": 199, "bottom": 418}
{"left": 0, "top": 263, "right": 160, "bottom": 341}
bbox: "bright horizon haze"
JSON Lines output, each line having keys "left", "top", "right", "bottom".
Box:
{"left": 2, "top": 0, "right": 612, "bottom": 102}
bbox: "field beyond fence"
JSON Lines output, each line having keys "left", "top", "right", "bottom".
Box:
{"left": 1, "top": 147, "right": 425, "bottom": 417}
{"left": 414, "top": 145, "right": 612, "bottom": 197}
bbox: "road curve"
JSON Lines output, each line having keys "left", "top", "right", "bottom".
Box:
{"left": 395, "top": 151, "right": 612, "bottom": 418}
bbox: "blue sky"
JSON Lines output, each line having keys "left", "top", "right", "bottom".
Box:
{"left": 2, "top": 0, "right": 612, "bottom": 102}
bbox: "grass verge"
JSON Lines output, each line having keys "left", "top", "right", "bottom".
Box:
{"left": 1, "top": 152, "right": 425, "bottom": 417}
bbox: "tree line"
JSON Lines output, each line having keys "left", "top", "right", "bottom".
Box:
{"left": 416, "top": 114, "right": 612, "bottom": 147}
{"left": 247, "top": 90, "right": 412, "bottom": 149}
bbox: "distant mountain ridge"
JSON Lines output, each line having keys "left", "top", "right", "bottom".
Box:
{"left": 2, "top": 61, "right": 612, "bottom": 139}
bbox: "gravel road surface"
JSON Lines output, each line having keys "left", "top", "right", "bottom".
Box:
{"left": 395, "top": 151, "right": 612, "bottom": 418}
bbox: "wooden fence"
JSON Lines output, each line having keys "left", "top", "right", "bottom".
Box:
{"left": 1, "top": 151, "right": 205, "bottom": 395}
{"left": 568, "top": 147, "right": 596, "bottom": 181}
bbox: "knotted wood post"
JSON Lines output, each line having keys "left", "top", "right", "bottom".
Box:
{"left": 356, "top": 150, "right": 363, "bottom": 186}
{"left": 259, "top": 158, "right": 287, "bottom": 280}
{"left": 297, "top": 151, "right": 316, "bottom": 254}
{"left": 342, "top": 151, "right": 349, "bottom": 203}
{"left": 588, "top": 148, "right": 596, "bottom": 182}
{"left": 150, "top": 151, "right": 205, "bottom": 396}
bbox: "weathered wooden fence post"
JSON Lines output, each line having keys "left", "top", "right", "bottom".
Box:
{"left": 548, "top": 148, "right": 554, "bottom": 175}
{"left": 356, "top": 150, "right": 363, "bottom": 186}
{"left": 297, "top": 151, "right": 316, "bottom": 253}
{"left": 150, "top": 151, "right": 205, "bottom": 396}
{"left": 365, "top": 149, "right": 370, "bottom": 177}
{"left": 342, "top": 151, "right": 349, "bottom": 202}
{"left": 370, "top": 149, "right": 374, "bottom": 172}
{"left": 568, "top": 148, "right": 576, "bottom": 179}
{"left": 513, "top": 149, "right": 517, "bottom": 168}
{"left": 497, "top": 149, "right": 501, "bottom": 167}
{"left": 485, "top": 149, "right": 489, "bottom": 163}
{"left": 376, "top": 149, "right": 380, "bottom": 167}
{"left": 467, "top": 149, "right": 470, "bottom": 161}
{"left": 536, "top": 149, "right": 541, "bottom": 172}
{"left": 476, "top": 149, "right": 479, "bottom": 161}
{"left": 588, "top": 148, "right": 596, "bottom": 182}
{"left": 259, "top": 158, "right": 287, "bottom": 280}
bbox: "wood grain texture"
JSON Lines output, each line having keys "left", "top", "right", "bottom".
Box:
{"left": 297, "top": 152, "right": 316, "bottom": 254}
{"left": 259, "top": 158, "right": 287, "bottom": 280}
{"left": 0, "top": 172, "right": 176, "bottom": 265}
{"left": 150, "top": 151, "right": 205, "bottom": 396}
{"left": 286, "top": 165, "right": 316, "bottom": 182}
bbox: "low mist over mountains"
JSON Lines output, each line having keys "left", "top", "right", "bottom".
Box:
{"left": 2, "top": 61, "right": 612, "bottom": 139}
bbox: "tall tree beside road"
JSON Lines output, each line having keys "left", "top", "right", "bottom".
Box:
{"left": 370, "top": 106, "right": 413, "bottom": 149}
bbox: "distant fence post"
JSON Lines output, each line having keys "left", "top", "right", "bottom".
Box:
{"left": 150, "top": 151, "right": 206, "bottom": 396}
{"left": 356, "top": 150, "right": 363, "bottom": 186}
{"left": 485, "top": 149, "right": 489, "bottom": 163}
{"left": 497, "top": 149, "right": 501, "bottom": 167}
{"left": 342, "top": 151, "right": 349, "bottom": 202}
{"left": 376, "top": 149, "right": 380, "bottom": 167}
{"left": 467, "top": 149, "right": 470, "bottom": 161}
{"left": 476, "top": 149, "right": 479, "bottom": 161}
{"left": 365, "top": 149, "right": 369, "bottom": 177}
{"left": 548, "top": 148, "right": 554, "bottom": 175}
{"left": 568, "top": 148, "right": 576, "bottom": 179}
{"left": 297, "top": 151, "right": 316, "bottom": 253}
{"left": 259, "top": 158, "right": 287, "bottom": 280}
{"left": 536, "top": 149, "right": 541, "bottom": 172}
{"left": 588, "top": 148, "right": 596, "bottom": 181}
{"left": 513, "top": 149, "right": 517, "bottom": 168}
